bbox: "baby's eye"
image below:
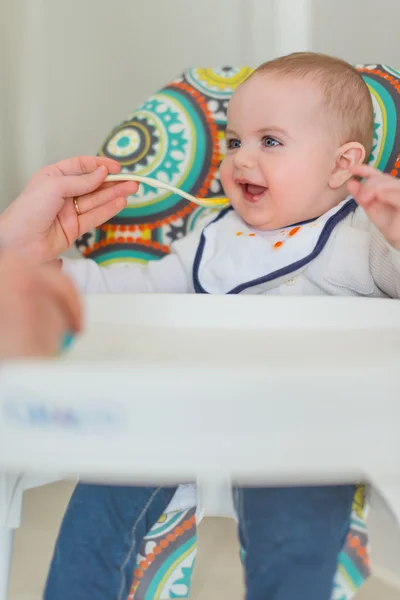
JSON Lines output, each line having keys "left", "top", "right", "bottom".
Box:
{"left": 226, "top": 138, "right": 241, "bottom": 150}
{"left": 262, "top": 136, "right": 280, "bottom": 148}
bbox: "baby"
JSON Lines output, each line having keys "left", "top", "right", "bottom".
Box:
{"left": 46, "top": 53, "right": 400, "bottom": 600}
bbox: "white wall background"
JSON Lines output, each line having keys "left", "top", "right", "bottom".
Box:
{"left": 1, "top": 0, "right": 400, "bottom": 211}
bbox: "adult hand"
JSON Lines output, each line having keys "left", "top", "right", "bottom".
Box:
{"left": 0, "top": 156, "right": 138, "bottom": 263}
{"left": 0, "top": 255, "right": 82, "bottom": 359}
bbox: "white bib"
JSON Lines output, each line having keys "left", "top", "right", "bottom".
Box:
{"left": 193, "top": 197, "right": 356, "bottom": 294}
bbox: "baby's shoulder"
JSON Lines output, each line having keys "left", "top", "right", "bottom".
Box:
{"left": 306, "top": 207, "right": 376, "bottom": 296}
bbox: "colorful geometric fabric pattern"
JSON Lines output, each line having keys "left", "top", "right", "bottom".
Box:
{"left": 75, "top": 67, "right": 252, "bottom": 264}
{"left": 358, "top": 65, "right": 400, "bottom": 174}
{"left": 75, "top": 65, "right": 400, "bottom": 599}
{"left": 128, "top": 508, "right": 197, "bottom": 600}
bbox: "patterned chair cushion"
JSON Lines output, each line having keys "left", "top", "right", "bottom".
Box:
{"left": 75, "top": 64, "right": 400, "bottom": 599}
{"left": 128, "top": 508, "right": 197, "bottom": 600}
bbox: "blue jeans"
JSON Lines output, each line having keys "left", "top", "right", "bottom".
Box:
{"left": 235, "top": 485, "right": 355, "bottom": 600}
{"left": 44, "top": 483, "right": 355, "bottom": 600}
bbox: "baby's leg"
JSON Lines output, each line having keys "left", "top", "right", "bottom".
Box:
{"left": 235, "top": 484, "right": 355, "bottom": 600}
{"left": 44, "top": 483, "right": 177, "bottom": 600}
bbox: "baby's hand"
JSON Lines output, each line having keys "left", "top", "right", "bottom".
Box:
{"left": 348, "top": 164, "right": 400, "bottom": 251}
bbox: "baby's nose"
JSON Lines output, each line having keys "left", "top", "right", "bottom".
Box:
{"left": 233, "top": 145, "right": 257, "bottom": 169}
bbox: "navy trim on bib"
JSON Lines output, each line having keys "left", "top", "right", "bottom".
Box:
{"left": 193, "top": 199, "right": 357, "bottom": 295}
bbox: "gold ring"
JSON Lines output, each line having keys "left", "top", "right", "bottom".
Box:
{"left": 73, "top": 197, "right": 81, "bottom": 216}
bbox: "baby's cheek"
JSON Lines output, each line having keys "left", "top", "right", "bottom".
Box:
{"left": 219, "top": 158, "right": 232, "bottom": 192}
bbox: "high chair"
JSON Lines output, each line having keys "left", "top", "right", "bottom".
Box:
{"left": 78, "top": 63, "right": 400, "bottom": 600}
{"left": 1, "top": 64, "right": 400, "bottom": 600}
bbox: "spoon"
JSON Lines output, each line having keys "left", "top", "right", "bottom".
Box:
{"left": 105, "top": 174, "right": 229, "bottom": 208}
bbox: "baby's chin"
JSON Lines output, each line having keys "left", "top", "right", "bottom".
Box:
{"left": 236, "top": 207, "right": 280, "bottom": 231}
{"left": 246, "top": 220, "right": 279, "bottom": 231}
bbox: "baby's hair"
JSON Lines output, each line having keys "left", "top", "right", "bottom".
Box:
{"left": 248, "top": 52, "right": 375, "bottom": 160}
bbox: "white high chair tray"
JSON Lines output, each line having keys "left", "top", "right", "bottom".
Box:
{"left": 0, "top": 295, "right": 399, "bottom": 508}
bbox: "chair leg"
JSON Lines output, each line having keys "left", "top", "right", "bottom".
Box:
{"left": 0, "top": 528, "right": 13, "bottom": 600}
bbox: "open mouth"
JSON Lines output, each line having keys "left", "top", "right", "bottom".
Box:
{"left": 239, "top": 182, "right": 267, "bottom": 203}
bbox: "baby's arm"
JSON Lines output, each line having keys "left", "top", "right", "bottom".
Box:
{"left": 61, "top": 210, "right": 214, "bottom": 295}
{"left": 349, "top": 165, "right": 400, "bottom": 297}
{"left": 368, "top": 227, "right": 400, "bottom": 298}
{"left": 62, "top": 253, "right": 190, "bottom": 294}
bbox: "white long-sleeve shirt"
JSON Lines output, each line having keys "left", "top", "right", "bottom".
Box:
{"left": 63, "top": 199, "right": 400, "bottom": 300}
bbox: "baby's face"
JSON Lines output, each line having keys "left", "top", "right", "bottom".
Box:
{"left": 220, "top": 74, "right": 340, "bottom": 230}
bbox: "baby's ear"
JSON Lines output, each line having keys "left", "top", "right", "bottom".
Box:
{"left": 329, "top": 142, "right": 366, "bottom": 190}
